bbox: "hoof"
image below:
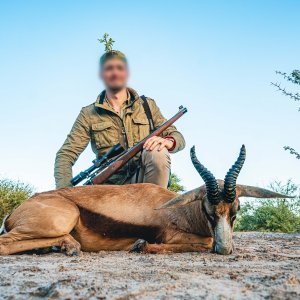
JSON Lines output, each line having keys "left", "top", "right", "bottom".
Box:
{"left": 61, "top": 243, "right": 81, "bottom": 257}
{"left": 129, "top": 239, "right": 148, "bottom": 253}
{"left": 65, "top": 247, "right": 81, "bottom": 256}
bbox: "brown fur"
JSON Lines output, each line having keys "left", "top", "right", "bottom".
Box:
{"left": 0, "top": 179, "right": 284, "bottom": 255}
{"left": 0, "top": 183, "right": 213, "bottom": 255}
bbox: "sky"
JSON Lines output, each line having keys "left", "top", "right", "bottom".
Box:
{"left": 0, "top": 0, "right": 299, "bottom": 192}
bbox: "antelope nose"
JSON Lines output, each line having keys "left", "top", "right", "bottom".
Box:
{"left": 214, "top": 244, "right": 233, "bottom": 255}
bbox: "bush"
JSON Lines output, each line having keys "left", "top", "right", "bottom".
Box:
{"left": 168, "top": 173, "right": 185, "bottom": 193}
{"left": 235, "top": 180, "right": 300, "bottom": 233}
{"left": 0, "top": 178, "right": 34, "bottom": 223}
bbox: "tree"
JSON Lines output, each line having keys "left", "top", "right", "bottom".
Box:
{"left": 271, "top": 70, "right": 300, "bottom": 159}
{"left": 168, "top": 173, "right": 185, "bottom": 193}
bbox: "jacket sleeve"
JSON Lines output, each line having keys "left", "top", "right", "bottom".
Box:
{"left": 148, "top": 98, "right": 186, "bottom": 153}
{"left": 54, "top": 108, "right": 91, "bottom": 189}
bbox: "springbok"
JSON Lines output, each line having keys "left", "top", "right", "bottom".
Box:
{"left": 0, "top": 145, "right": 291, "bottom": 256}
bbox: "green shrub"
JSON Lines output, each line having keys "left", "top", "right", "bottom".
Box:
{"left": 235, "top": 180, "right": 300, "bottom": 233}
{"left": 168, "top": 173, "right": 185, "bottom": 193}
{"left": 0, "top": 178, "right": 34, "bottom": 223}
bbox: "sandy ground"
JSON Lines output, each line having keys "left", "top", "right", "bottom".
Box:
{"left": 0, "top": 232, "right": 299, "bottom": 300}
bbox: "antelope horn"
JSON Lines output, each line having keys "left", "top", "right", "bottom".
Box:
{"left": 237, "top": 185, "right": 295, "bottom": 198}
{"left": 224, "top": 145, "right": 246, "bottom": 203}
{"left": 190, "top": 146, "right": 220, "bottom": 204}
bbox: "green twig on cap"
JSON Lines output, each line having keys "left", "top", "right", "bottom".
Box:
{"left": 98, "top": 33, "right": 115, "bottom": 52}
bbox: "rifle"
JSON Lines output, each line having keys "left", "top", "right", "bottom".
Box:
{"left": 71, "top": 105, "right": 187, "bottom": 186}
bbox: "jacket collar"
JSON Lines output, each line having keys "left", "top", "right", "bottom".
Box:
{"left": 96, "top": 87, "right": 139, "bottom": 105}
{"left": 95, "top": 87, "right": 140, "bottom": 115}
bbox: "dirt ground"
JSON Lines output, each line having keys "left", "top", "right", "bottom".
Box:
{"left": 0, "top": 232, "right": 299, "bottom": 300}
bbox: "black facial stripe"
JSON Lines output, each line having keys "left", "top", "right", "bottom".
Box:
{"left": 202, "top": 205, "right": 216, "bottom": 227}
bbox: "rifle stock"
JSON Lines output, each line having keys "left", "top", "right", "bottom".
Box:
{"left": 90, "top": 106, "right": 187, "bottom": 185}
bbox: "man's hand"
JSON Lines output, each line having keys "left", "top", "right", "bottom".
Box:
{"left": 143, "top": 136, "right": 174, "bottom": 151}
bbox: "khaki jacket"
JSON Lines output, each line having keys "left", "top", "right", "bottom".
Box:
{"left": 54, "top": 88, "right": 185, "bottom": 188}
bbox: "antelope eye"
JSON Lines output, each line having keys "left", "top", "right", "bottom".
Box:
{"left": 231, "top": 215, "right": 236, "bottom": 221}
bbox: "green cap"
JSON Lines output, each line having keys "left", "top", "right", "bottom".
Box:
{"left": 99, "top": 50, "right": 127, "bottom": 65}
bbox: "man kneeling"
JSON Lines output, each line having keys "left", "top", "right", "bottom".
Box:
{"left": 54, "top": 37, "right": 185, "bottom": 188}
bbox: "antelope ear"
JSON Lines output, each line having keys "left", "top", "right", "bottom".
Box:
{"left": 237, "top": 184, "right": 295, "bottom": 198}
{"left": 156, "top": 187, "right": 203, "bottom": 210}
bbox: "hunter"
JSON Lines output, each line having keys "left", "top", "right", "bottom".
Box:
{"left": 54, "top": 34, "right": 185, "bottom": 189}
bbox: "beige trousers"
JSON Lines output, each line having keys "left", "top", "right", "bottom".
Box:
{"left": 127, "top": 147, "right": 171, "bottom": 188}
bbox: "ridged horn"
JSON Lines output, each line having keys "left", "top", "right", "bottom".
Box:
{"left": 190, "top": 146, "right": 220, "bottom": 204}
{"left": 237, "top": 185, "right": 295, "bottom": 199}
{"left": 224, "top": 145, "right": 246, "bottom": 203}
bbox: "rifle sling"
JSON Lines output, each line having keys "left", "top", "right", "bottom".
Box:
{"left": 140, "top": 95, "right": 155, "bottom": 132}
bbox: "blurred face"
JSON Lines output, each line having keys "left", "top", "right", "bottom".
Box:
{"left": 100, "top": 58, "right": 129, "bottom": 91}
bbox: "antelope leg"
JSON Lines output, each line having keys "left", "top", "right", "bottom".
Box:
{"left": 129, "top": 239, "right": 212, "bottom": 254}
{"left": 0, "top": 234, "right": 81, "bottom": 256}
{"left": 166, "top": 232, "right": 213, "bottom": 248}
{"left": 144, "top": 243, "right": 211, "bottom": 254}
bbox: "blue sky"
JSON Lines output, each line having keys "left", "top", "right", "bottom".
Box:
{"left": 0, "top": 0, "right": 299, "bottom": 192}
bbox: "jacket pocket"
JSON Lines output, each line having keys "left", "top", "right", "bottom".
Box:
{"left": 132, "top": 118, "right": 150, "bottom": 143}
{"left": 91, "top": 122, "right": 118, "bottom": 149}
